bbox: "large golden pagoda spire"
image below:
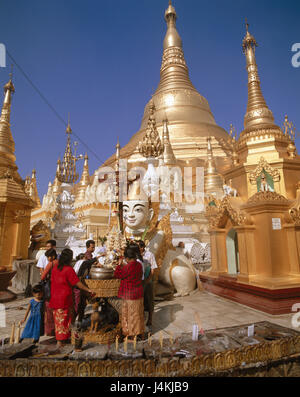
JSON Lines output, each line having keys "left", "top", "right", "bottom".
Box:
{"left": 0, "top": 74, "right": 17, "bottom": 170}
{"left": 101, "top": 1, "right": 229, "bottom": 168}
{"left": 242, "top": 20, "right": 277, "bottom": 131}
{"left": 155, "top": 0, "right": 195, "bottom": 94}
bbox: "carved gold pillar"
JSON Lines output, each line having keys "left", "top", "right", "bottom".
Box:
{"left": 235, "top": 225, "right": 257, "bottom": 283}
{"left": 209, "top": 228, "right": 227, "bottom": 276}
{"left": 0, "top": 204, "right": 5, "bottom": 267}
{"left": 288, "top": 225, "right": 300, "bottom": 275}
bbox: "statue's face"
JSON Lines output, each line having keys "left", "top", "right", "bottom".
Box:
{"left": 123, "top": 201, "right": 152, "bottom": 230}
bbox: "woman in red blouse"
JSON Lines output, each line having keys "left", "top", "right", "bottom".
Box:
{"left": 114, "top": 247, "right": 144, "bottom": 340}
{"left": 49, "top": 248, "right": 93, "bottom": 347}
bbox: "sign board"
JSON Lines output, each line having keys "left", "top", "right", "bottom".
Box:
{"left": 272, "top": 218, "right": 281, "bottom": 230}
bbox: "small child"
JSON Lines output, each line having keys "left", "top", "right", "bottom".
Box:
{"left": 20, "top": 284, "right": 44, "bottom": 343}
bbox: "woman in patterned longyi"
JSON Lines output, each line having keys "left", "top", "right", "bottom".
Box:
{"left": 49, "top": 248, "right": 93, "bottom": 347}
{"left": 114, "top": 247, "right": 145, "bottom": 340}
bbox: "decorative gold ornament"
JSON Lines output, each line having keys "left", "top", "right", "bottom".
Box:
{"left": 56, "top": 116, "right": 83, "bottom": 184}
{"left": 206, "top": 195, "right": 246, "bottom": 228}
{"left": 247, "top": 191, "right": 289, "bottom": 205}
{"left": 137, "top": 100, "right": 163, "bottom": 159}
{"left": 249, "top": 157, "right": 280, "bottom": 185}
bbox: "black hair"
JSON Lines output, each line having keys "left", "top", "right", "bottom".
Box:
{"left": 58, "top": 248, "right": 73, "bottom": 271}
{"left": 32, "top": 284, "right": 43, "bottom": 294}
{"left": 46, "top": 239, "right": 56, "bottom": 247}
{"left": 124, "top": 247, "right": 138, "bottom": 260}
{"left": 45, "top": 248, "right": 57, "bottom": 259}
{"left": 128, "top": 244, "right": 143, "bottom": 262}
{"left": 138, "top": 240, "right": 146, "bottom": 249}
{"left": 86, "top": 240, "right": 95, "bottom": 248}
{"left": 76, "top": 253, "right": 85, "bottom": 261}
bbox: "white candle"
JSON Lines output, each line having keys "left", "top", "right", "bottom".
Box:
{"left": 133, "top": 335, "right": 137, "bottom": 351}
{"left": 16, "top": 322, "right": 21, "bottom": 344}
{"left": 160, "top": 331, "right": 163, "bottom": 349}
{"left": 9, "top": 322, "right": 15, "bottom": 345}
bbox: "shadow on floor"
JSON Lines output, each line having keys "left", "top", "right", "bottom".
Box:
{"left": 151, "top": 303, "right": 184, "bottom": 333}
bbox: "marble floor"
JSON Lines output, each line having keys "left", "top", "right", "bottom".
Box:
{"left": 0, "top": 288, "right": 298, "bottom": 342}
{"left": 151, "top": 290, "right": 297, "bottom": 338}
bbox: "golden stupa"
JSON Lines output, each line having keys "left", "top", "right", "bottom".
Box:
{"left": 0, "top": 74, "right": 34, "bottom": 269}
{"left": 102, "top": 0, "right": 230, "bottom": 168}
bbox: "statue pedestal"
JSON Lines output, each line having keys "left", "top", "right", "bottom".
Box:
{"left": 12, "top": 260, "right": 40, "bottom": 293}
{"left": 0, "top": 271, "right": 17, "bottom": 303}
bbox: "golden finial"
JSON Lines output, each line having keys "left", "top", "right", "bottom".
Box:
{"left": 116, "top": 136, "right": 120, "bottom": 155}
{"left": 229, "top": 123, "right": 236, "bottom": 141}
{"left": 245, "top": 18, "right": 249, "bottom": 33}
{"left": 242, "top": 19, "right": 257, "bottom": 53}
{"left": 165, "top": 0, "right": 177, "bottom": 24}
{"left": 66, "top": 112, "right": 72, "bottom": 134}
{"left": 4, "top": 67, "right": 15, "bottom": 95}
{"left": 283, "top": 115, "right": 297, "bottom": 142}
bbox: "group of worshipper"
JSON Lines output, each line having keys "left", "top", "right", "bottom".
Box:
{"left": 21, "top": 239, "right": 96, "bottom": 347}
{"left": 20, "top": 237, "right": 158, "bottom": 345}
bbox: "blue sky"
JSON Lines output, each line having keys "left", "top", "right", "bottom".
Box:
{"left": 0, "top": 0, "right": 299, "bottom": 197}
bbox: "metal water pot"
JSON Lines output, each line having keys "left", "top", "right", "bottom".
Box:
{"left": 89, "top": 266, "right": 114, "bottom": 280}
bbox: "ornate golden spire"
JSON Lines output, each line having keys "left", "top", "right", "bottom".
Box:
{"left": 52, "top": 159, "right": 62, "bottom": 194}
{"left": 163, "top": 119, "right": 176, "bottom": 165}
{"left": 155, "top": 1, "right": 195, "bottom": 94}
{"left": 79, "top": 153, "right": 90, "bottom": 187}
{"left": 138, "top": 100, "right": 163, "bottom": 158}
{"left": 56, "top": 116, "right": 79, "bottom": 184}
{"left": 77, "top": 153, "right": 90, "bottom": 201}
{"left": 242, "top": 20, "right": 276, "bottom": 131}
{"left": 29, "top": 169, "right": 41, "bottom": 207}
{"left": 115, "top": 137, "right": 120, "bottom": 167}
{"left": 0, "top": 73, "right": 17, "bottom": 169}
{"left": 204, "top": 137, "right": 223, "bottom": 195}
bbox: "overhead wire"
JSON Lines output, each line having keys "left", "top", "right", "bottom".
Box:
{"left": 6, "top": 49, "right": 106, "bottom": 165}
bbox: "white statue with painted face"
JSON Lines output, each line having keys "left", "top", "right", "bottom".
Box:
{"left": 123, "top": 201, "right": 154, "bottom": 237}
{"left": 122, "top": 183, "right": 197, "bottom": 297}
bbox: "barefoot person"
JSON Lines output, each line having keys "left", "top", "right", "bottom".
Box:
{"left": 114, "top": 247, "right": 144, "bottom": 340}
{"left": 48, "top": 248, "right": 93, "bottom": 347}
{"left": 20, "top": 284, "right": 44, "bottom": 343}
